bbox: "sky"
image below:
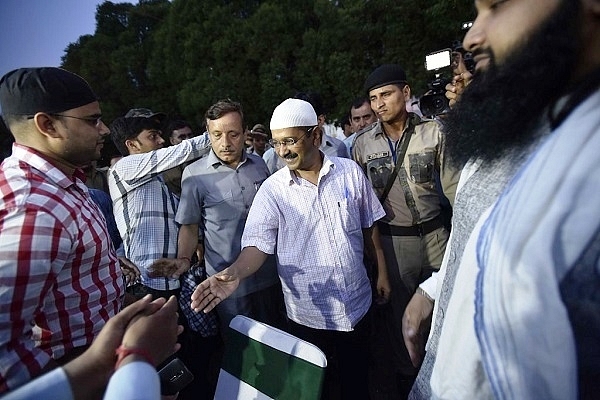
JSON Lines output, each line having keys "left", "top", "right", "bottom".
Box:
{"left": 0, "top": 0, "right": 108, "bottom": 78}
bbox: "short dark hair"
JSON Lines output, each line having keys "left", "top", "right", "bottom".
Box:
{"left": 166, "top": 119, "right": 192, "bottom": 137}
{"left": 0, "top": 116, "right": 15, "bottom": 160}
{"left": 338, "top": 112, "right": 351, "bottom": 128}
{"left": 205, "top": 99, "right": 244, "bottom": 126}
{"left": 294, "top": 91, "right": 324, "bottom": 116}
{"left": 351, "top": 96, "right": 370, "bottom": 112}
{"left": 110, "top": 116, "right": 163, "bottom": 156}
{"left": 1, "top": 114, "right": 27, "bottom": 131}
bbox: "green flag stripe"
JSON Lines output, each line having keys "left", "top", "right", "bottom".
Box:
{"left": 222, "top": 328, "right": 326, "bottom": 400}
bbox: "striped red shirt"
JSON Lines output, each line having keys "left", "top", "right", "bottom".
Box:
{"left": 0, "top": 144, "right": 123, "bottom": 393}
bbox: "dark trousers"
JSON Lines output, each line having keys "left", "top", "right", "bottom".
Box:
{"left": 288, "top": 312, "right": 371, "bottom": 400}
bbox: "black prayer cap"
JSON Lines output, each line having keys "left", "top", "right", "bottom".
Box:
{"left": 363, "top": 64, "right": 408, "bottom": 93}
{"left": 0, "top": 67, "right": 98, "bottom": 116}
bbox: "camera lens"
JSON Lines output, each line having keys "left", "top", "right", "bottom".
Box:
{"left": 419, "top": 94, "right": 450, "bottom": 117}
{"left": 433, "top": 98, "right": 445, "bottom": 110}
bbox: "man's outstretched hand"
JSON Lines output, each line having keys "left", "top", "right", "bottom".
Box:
{"left": 190, "top": 270, "right": 240, "bottom": 313}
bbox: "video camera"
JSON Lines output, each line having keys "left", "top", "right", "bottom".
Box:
{"left": 419, "top": 22, "right": 475, "bottom": 118}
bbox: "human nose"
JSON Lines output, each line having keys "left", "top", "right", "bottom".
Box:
{"left": 99, "top": 120, "right": 110, "bottom": 136}
{"left": 221, "top": 135, "right": 234, "bottom": 148}
{"left": 372, "top": 97, "right": 384, "bottom": 110}
{"left": 463, "top": 17, "right": 483, "bottom": 53}
{"left": 276, "top": 142, "right": 289, "bottom": 157}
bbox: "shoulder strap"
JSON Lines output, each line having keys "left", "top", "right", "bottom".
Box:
{"left": 379, "top": 116, "right": 417, "bottom": 204}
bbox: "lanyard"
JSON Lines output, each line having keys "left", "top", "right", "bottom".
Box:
{"left": 386, "top": 135, "right": 398, "bottom": 164}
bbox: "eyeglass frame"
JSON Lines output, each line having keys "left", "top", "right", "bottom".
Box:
{"left": 268, "top": 126, "right": 317, "bottom": 148}
{"left": 49, "top": 113, "right": 104, "bottom": 127}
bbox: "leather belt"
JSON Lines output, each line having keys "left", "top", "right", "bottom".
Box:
{"left": 378, "top": 215, "right": 444, "bottom": 237}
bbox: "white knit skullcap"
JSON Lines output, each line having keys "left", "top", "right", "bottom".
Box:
{"left": 270, "top": 98, "right": 318, "bottom": 130}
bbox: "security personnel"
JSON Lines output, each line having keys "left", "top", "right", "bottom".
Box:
{"left": 352, "top": 64, "right": 458, "bottom": 395}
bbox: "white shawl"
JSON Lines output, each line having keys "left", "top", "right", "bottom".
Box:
{"left": 475, "top": 90, "right": 600, "bottom": 399}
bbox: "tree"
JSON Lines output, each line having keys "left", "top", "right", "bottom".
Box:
{"left": 61, "top": 0, "right": 474, "bottom": 127}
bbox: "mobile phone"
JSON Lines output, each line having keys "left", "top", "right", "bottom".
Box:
{"left": 158, "top": 357, "right": 194, "bottom": 396}
{"left": 425, "top": 48, "right": 452, "bottom": 71}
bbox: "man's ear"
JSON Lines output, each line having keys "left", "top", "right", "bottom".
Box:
{"left": 403, "top": 85, "right": 412, "bottom": 102}
{"left": 312, "top": 126, "right": 323, "bottom": 146}
{"left": 33, "top": 113, "right": 61, "bottom": 139}
{"left": 125, "top": 138, "right": 139, "bottom": 154}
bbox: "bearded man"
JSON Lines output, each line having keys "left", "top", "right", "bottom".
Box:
{"left": 403, "top": 0, "right": 600, "bottom": 398}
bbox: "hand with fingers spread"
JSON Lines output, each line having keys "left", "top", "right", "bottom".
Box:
{"left": 190, "top": 246, "right": 267, "bottom": 313}
{"left": 190, "top": 269, "right": 240, "bottom": 313}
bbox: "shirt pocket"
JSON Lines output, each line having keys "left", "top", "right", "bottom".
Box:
{"left": 408, "top": 150, "right": 435, "bottom": 184}
{"left": 337, "top": 199, "right": 362, "bottom": 233}
{"left": 204, "top": 190, "right": 236, "bottom": 222}
{"left": 366, "top": 156, "right": 393, "bottom": 189}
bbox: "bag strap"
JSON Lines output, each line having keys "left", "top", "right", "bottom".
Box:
{"left": 379, "top": 117, "right": 416, "bottom": 204}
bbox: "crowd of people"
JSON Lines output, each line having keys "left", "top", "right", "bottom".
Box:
{"left": 0, "top": 0, "right": 599, "bottom": 399}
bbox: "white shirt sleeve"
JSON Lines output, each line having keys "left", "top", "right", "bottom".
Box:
{"left": 2, "top": 368, "right": 74, "bottom": 400}
{"left": 419, "top": 273, "right": 438, "bottom": 300}
{"left": 103, "top": 362, "right": 160, "bottom": 400}
{"left": 419, "top": 161, "right": 478, "bottom": 302}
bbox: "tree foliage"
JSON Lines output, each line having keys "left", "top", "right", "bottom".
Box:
{"left": 62, "top": 0, "right": 474, "bottom": 129}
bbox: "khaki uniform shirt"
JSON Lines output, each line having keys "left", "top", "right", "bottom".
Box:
{"left": 352, "top": 114, "right": 458, "bottom": 227}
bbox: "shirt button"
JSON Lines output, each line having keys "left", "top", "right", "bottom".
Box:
{"left": 241, "top": 186, "right": 245, "bottom": 190}
{"left": 245, "top": 205, "right": 249, "bottom": 209}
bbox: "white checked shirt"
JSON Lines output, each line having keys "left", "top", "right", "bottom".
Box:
{"left": 242, "top": 154, "right": 385, "bottom": 331}
{"left": 108, "top": 134, "right": 210, "bottom": 290}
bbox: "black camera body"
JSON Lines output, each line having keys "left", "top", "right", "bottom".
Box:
{"left": 419, "top": 33, "right": 475, "bottom": 118}
{"left": 420, "top": 74, "right": 452, "bottom": 118}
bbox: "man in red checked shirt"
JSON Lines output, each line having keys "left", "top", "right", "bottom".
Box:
{"left": 0, "top": 67, "right": 123, "bottom": 393}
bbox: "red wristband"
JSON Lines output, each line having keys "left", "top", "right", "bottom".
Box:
{"left": 115, "top": 345, "right": 154, "bottom": 370}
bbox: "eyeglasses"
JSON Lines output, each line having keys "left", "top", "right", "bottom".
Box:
{"left": 51, "top": 114, "right": 104, "bottom": 127}
{"left": 269, "top": 126, "right": 316, "bottom": 148}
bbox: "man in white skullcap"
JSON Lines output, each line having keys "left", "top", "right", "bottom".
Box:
{"left": 192, "top": 98, "right": 390, "bottom": 399}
